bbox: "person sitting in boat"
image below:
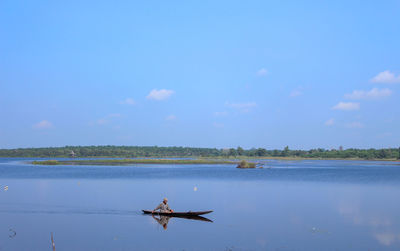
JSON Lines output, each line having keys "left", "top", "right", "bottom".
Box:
{"left": 152, "top": 198, "right": 174, "bottom": 213}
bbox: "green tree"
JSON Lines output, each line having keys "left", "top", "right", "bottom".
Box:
{"left": 256, "top": 148, "right": 267, "bottom": 156}
{"left": 228, "top": 148, "right": 237, "bottom": 156}
{"left": 398, "top": 147, "right": 400, "bottom": 160}
{"left": 282, "top": 146, "right": 289, "bottom": 156}
{"left": 237, "top": 146, "right": 244, "bottom": 156}
{"left": 377, "top": 149, "right": 387, "bottom": 159}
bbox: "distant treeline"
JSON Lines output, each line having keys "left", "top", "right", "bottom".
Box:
{"left": 0, "top": 145, "right": 399, "bottom": 160}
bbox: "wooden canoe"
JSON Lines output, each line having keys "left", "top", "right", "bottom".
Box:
{"left": 142, "top": 210, "right": 213, "bottom": 216}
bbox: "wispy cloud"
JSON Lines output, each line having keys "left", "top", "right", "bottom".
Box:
{"left": 165, "top": 115, "right": 176, "bottom": 121}
{"left": 377, "top": 132, "right": 393, "bottom": 139}
{"left": 325, "top": 118, "right": 334, "bottom": 126}
{"left": 120, "top": 98, "right": 135, "bottom": 105}
{"left": 371, "top": 70, "right": 400, "bottom": 84}
{"left": 332, "top": 102, "right": 360, "bottom": 111}
{"left": 226, "top": 102, "right": 257, "bottom": 112}
{"left": 257, "top": 68, "right": 268, "bottom": 76}
{"left": 146, "top": 89, "right": 174, "bottom": 101}
{"left": 94, "top": 114, "right": 122, "bottom": 126}
{"left": 345, "top": 121, "right": 364, "bottom": 128}
{"left": 96, "top": 119, "right": 108, "bottom": 125}
{"left": 108, "top": 113, "right": 121, "bottom": 118}
{"left": 213, "top": 122, "right": 224, "bottom": 128}
{"left": 344, "top": 88, "right": 392, "bottom": 100}
{"left": 290, "top": 88, "right": 303, "bottom": 97}
{"left": 33, "top": 120, "right": 53, "bottom": 129}
{"left": 214, "top": 111, "right": 228, "bottom": 117}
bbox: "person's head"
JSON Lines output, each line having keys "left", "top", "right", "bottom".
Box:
{"left": 163, "top": 198, "right": 168, "bottom": 204}
{"left": 163, "top": 224, "right": 167, "bottom": 230}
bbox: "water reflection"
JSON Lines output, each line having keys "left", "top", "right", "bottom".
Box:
{"left": 374, "top": 232, "right": 400, "bottom": 246}
{"left": 149, "top": 214, "right": 213, "bottom": 230}
{"left": 152, "top": 215, "right": 171, "bottom": 230}
{"left": 1, "top": 159, "right": 400, "bottom": 250}
{"left": 338, "top": 199, "right": 400, "bottom": 248}
{"left": 8, "top": 228, "right": 16, "bottom": 238}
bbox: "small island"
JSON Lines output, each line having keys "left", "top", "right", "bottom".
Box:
{"left": 236, "top": 160, "right": 257, "bottom": 168}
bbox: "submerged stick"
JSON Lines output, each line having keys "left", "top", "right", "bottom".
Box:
{"left": 51, "top": 232, "right": 56, "bottom": 251}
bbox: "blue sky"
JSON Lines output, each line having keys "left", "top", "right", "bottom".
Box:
{"left": 1, "top": 0, "right": 399, "bottom": 149}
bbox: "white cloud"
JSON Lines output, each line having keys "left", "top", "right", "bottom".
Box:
{"left": 257, "top": 68, "right": 268, "bottom": 76}
{"left": 108, "top": 113, "right": 121, "bottom": 118}
{"left": 325, "top": 118, "right": 334, "bottom": 126}
{"left": 146, "top": 89, "right": 174, "bottom": 101}
{"left": 165, "top": 115, "right": 176, "bottom": 121}
{"left": 97, "top": 119, "right": 108, "bottom": 125}
{"left": 226, "top": 102, "right": 257, "bottom": 112}
{"left": 371, "top": 70, "right": 400, "bottom": 84}
{"left": 332, "top": 102, "right": 360, "bottom": 111}
{"left": 120, "top": 98, "right": 135, "bottom": 105}
{"left": 344, "top": 88, "right": 392, "bottom": 100}
{"left": 214, "top": 111, "right": 228, "bottom": 117}
{"left": 94, "top": 114, "right": 122, "bottom": 126}
{"left": 346, "top": 122, "right": 364, "bottom": 128}
{"left": 377, "top": 132, "right": 393, "bottom": 139}
{"left": 213, "top": 122, "right": 224, "bottom": 128}
{"left": 290, "top": 89, "right": 303, "bottom": 97}
{"left": 33, "top": 120, "right": 53, "bottom": 129}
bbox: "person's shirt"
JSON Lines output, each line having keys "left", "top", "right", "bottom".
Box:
{"left": 153, "top": 215, "right": 170, "bottom": 226}
{"left": 154, "top": 202, "right": 171, "bottom": 212}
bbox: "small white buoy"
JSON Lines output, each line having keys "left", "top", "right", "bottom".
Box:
{"left": 193, "top": 186, "right": 198, "bottom": 192}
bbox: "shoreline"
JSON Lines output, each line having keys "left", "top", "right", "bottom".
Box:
{"left": 201, "top": 156, "right": 400, "bottom": 162}
{"left": 30, "top": 157, "right": 400, "bottom": 166}
{"left": 31, "top": 159, "right": 238, "bottom": 165}
{"left": 1, "top": 156, "right": 397, "bottom": 162}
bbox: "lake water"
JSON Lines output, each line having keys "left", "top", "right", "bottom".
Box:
{"left": 0, "top": 158, "right": 400, "bottom": 250}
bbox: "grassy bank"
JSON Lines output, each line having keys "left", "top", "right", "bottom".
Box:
{"left": 31, "top": 157, "right": 400, "bottom": 166}
{"left": 31, "top": 158, "right": 238, "bottom": 166}
{"left": 32, "top": 160, "right": 61, "bottom": 165}
{"left": 200, "top": 156, "right": 400, "bottom": 162}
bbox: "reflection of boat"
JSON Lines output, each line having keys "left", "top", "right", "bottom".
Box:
{"left": 174, "top": 214, "right": 213, "bottom": 222}
{"left": 152, "top": 215, "right": 171, "bottom": 230}
{"left": 142, "top": 210, "right": 212, "bottom": 216}
{"left": 148, "top": 214, "right": 213, "bottom": 230}
{"left": 142, "top": 210, "right": 213, "bottom": 223}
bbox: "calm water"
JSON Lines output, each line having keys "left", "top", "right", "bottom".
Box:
{"left": 0, "top": 158, "right": 400, "bottom": 250}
